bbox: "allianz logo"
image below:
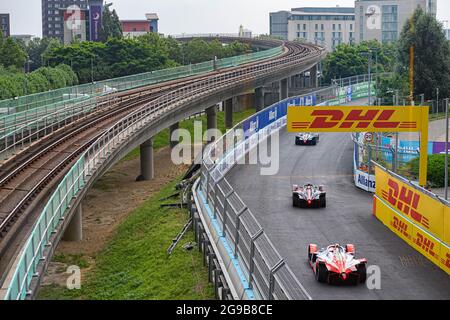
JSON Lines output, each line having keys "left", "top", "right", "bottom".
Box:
{"left": 269, "top": 109, "right": 277, "bottom": 121}
{"left": 249, "top": 118, "right": 259, "bottom": 133}
{"left": 358, "top": 174, "right": 376, "bottom": 188}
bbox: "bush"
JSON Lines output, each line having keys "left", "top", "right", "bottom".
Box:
{"left": 0, "top": 65, "right": 79, "bottom": 100}
{"left": 408, "top": 154, "right": 450, "bottom": 187}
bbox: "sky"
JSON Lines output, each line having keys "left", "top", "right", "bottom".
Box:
{"left": 1, "top": 0, "right": 450, "bottom": 37}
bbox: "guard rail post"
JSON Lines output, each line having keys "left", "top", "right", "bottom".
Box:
{"left": 233, "top": 207, "right": 247, "bottom": 259}
{"left": 248, "top": 229, "right": 264, "bottom": 289}
{"left": 222, "top": 190, "right": 234, "bottom": 237}
{"left": 213, "top": 177, "right": 224, "bottom": 219}
{"left": 268, "top": 259, "right": 285, "bottom": 300}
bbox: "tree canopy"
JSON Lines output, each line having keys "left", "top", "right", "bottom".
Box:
{"left": 397, "top": 7, "right": 450, "bottom": 99}
{"left": 44, "top": 34, "right": 252, "bottom": 83}
{"left": 322, "top": 40, "right": 396, "bottom": 84}
{"left": 100, "top": 6, "right": 123, "bottom": 42}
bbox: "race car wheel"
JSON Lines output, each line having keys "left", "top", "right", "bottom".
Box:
{"left": 357, "top": 264, "right": 367, "bottom": 283}
{"left": 350, "top": 275, "right": 359, "bottom": 286}
{"left": 320, "top": 196, "right": 326, "bottom": 208}
{"left": 316, "top": 263, "right": 328, "bottom": 283}
{"left": 312, "top": 139, "right": 317, "bottom": 145}
{"left": 293, "top": 195, "right": 299, "bottom": 207}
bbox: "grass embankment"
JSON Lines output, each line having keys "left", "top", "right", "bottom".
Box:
{"left": 38, "top": 107, "right": 255, "bottom": 300}
{"left": 39, "top": 178, "right": 214, "bottom": 300}
{"left": 123, "top": 108, "right": 256, "bottom": 161}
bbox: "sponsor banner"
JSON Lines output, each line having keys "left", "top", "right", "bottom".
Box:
{"left": 441, "top": 243, "right": 450, "bottom": 274}
{"left": 433, "top": 141, "right": 450, "bottom": 155}
{"left": 288, "top": 106, "right": 428, "bottom": 133}
{"left": 374, "top": 196, "right": 450, "bottom": 275}
{"left": 355, "top": 169, "right": 376, "bottom": 192}
{"left": 446, "top": 206, "right": 450, "bottom": 245}
{"left": 89, "top": 4, "right": 102, "bottom": 42}
{"left": 375, "top": 166, "right": 445, "bottom": 239}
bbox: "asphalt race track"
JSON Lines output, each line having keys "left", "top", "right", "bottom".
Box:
{"left": 226, "top": 100, "right": 450, "bottom": 299}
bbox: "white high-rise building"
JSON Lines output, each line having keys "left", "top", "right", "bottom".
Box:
{"left": 355, "top": 0, "right": 437, "bottom": 43}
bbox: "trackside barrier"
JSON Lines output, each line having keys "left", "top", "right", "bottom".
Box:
{"left": 1, "top": 42, "right": 326, "bottom": 300}
{"left": 373, "top": 164, "right": 450, "bottom": 275}
{"left": 194, "top": 77, "right": 375, "bottom": 300}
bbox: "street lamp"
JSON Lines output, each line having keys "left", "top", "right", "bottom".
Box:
{"left": 445, "top": 98, "right": 449, "bottom": 200}
{"left": 359, "top": 50, "right": 372, "bottom": 106}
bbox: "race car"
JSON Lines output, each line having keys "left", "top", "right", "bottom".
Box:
{"left": 308, "top": 243, "right": 367, "bottom": 285}
{"left": 292, "top": 184, "right": 326, "bottom": 208}
{"left": 295, "top": 132, "right": 320, "bottom": 145}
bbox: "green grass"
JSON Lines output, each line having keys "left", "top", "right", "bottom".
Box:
{"left": 38, "top": 178, "right": 214, "bottom": 300}
{"left": 122, "top": 108, "right": 256, "bottom": 162}
{"left": 53, "top": 254, "right": 90, "bottom": 269}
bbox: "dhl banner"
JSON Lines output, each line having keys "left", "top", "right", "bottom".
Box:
{"left": 374, "top": 166, "right": 450, "bottom": 275}
{"left": 375, "top": 167, "right": 444, "bottom": 239}
{"left": 287, "top": 106, "right": 428, "bottom": 132}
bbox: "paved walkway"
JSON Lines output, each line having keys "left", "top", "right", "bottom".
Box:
{"left": 398, "top": 117, "right": 449, "bottom": 142}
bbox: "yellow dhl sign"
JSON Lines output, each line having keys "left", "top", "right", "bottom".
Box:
{"left": 287, "top": 106, "right": 428, "bottom": 132}
{"left": 374, "top": 167, "right": 450, "bottom": 275}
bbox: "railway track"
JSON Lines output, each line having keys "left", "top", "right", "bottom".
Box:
{"left": 0, "top": 39, "right": 324, "bottom": 288}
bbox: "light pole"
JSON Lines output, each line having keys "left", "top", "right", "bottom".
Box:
{"left": 90, "top": 57, "right": 93, "bottom": 83}
{"left": 445, "top": 98, "right": 449, "bottom": 200}
{"left": 436, "top": 87, "right": 439, "bottom": 114}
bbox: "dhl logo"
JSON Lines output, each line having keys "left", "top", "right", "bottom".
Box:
{"left": 382, "top": 179, "right": 430, "bottom": 230}
{"left": 414, "top": 233, "right": 437, "bottom": 258}
{"left": 287, "top": 106, "right": 428, "bottom": 133}
{"left": 291, "top": 109, "right": 417, "bottom": 130}
{"left": 446, "top": 253, "right": 450, "bottom": 269}
{"left": 392, "top": 216, "right": 409, "bottom": 238}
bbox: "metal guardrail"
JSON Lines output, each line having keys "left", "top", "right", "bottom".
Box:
{"left": 194, "top": 75, "right": 375, "bottom": 300}
{"left": 0, "top": 43, "right": 283, "bottom": 160}
{"left": 1, "top": 42, "right": 324, "bottom": 300}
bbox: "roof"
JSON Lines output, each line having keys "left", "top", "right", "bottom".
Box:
{"left": 121, "top": 20, "right": 149, "bottom": 23}
{"left": 291, "top": 7, "right": 355, "bottom": 14}
{"left": 145, "top": 13, "right": 159, "bottom": 20}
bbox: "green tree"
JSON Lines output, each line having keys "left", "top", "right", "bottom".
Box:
{"left": 99, "top": 6, "right": 123, "bottom": 42}
{"left": 0, "top": 37, "right": 27, "bottom": 70}
{"left": 322, "top": 40, "right": 395, "bottom": 84}
{"left": 26, "top": 37, "right": 61, "bottom": 71}
{"left": 398, "top": 7, "right": 450, "bottom": 99}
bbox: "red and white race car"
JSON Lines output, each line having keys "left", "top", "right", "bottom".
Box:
{"left": 308, "top": 243, "right": 367, "bottom": 285}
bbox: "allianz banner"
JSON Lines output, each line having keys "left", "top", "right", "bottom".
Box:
{"left": 374, "top": 166, "right": 450, "bottom": 275}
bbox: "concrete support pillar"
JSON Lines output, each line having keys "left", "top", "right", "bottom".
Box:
{"left": 224, "top": 98, "right": 233, "bottom": 129}
{"left": 310, "top": 65, "right": 318, "bottom": 88}
{"left": 280, "top": 78, "right": 288, "bottom": 100}
{"left": 169, "top": 122, "right": 179, "bottom": 149}
{"left": 138, "top": 138, "right": 154, "bottom": 181}
{"left": 206, "top": 105, "right": 217, "bottom": 142}
{"left": 299, "top": 74, "right": 305, "bottom": 89}
{"left": 63, "top": 205, "right": 82, "bottom": 242}
{"left": 255, "top": 87, "right": 265, "bottom": 112}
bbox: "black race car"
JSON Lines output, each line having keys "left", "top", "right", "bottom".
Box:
{"left": 295, "top": 133, "right": 320, "bottom": 145}
{"left": 292, "top": 184, "right": 326, "bottom": 208}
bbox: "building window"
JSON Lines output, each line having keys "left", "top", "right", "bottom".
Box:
{"left": 297, "top": 32, "right": 307, "bottom": 39}
{"left": 382, "top": 5, "right": 398, "bottom": 43}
